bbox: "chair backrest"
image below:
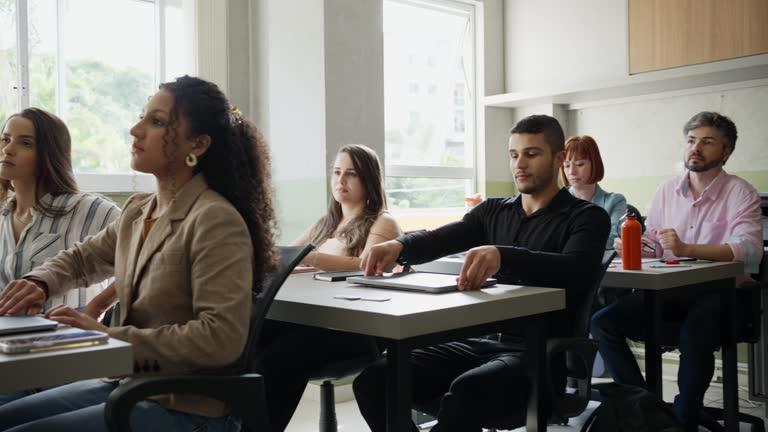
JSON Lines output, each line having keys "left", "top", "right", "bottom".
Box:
{"left": 573, "top": 250, "right": 617, "bottom": 339}
{"left": 236, "top": 244, "right": 314, "bottom": 374}
{"left": 550, "top": 250, "right": 617, "bottom": 422}
{"left": 742, "top": 254, "right": 768, "bottom": 343}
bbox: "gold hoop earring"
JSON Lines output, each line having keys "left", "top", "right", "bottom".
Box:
{"left": 185, "top": 153, "right": 198, "bottom": 167}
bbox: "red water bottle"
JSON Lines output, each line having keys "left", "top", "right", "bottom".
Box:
{"left": 621, "top": 213, "right": 642, "bottom": 270}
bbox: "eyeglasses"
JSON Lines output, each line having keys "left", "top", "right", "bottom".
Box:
{"left": 641, "top": 241, "right": 656, "bottom": 254}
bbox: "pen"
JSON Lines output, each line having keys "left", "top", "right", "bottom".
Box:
{"left": 648, "top": 264, "right": 692, "bottom": 268}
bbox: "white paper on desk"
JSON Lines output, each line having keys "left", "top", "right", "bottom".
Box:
{"left": 613, "top": 258, "right": 660, "bottom": 264}
{"left": 481, "top": 286, "right": 521, "bottom": 295}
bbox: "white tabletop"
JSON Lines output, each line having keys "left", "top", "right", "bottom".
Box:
{"left": 0, "top": 327, "right": 133, "bottom": 392}
{"left": 602, "top": 260, "right": 743, "bottom": 290}
{"left": 268, "top": 273, "right": 565, "bottom": 340}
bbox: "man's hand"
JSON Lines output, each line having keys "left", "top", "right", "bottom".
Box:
{"left": 615, "top": 236, "right": 657, "bottom": 258}
{"left": 0, "top": 279, "right": 47, "bottom": 316}
{"left": 657, "top": 228, "right": 690, "bottom": 257}
{"left": 360, "top": 240, "right": 404, "bottom": 276}
{"left": 45, "top": 305, "right": 108, "bottom": 332}
{"left": 457, "top": 246, "right": 501, "bottom": 291}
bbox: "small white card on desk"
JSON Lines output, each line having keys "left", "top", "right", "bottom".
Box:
{"left": 613, "top": 258, "right": 660, "bottom": 264}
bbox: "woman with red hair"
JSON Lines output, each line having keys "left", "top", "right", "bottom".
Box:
{"left": 562, "top": 135, "right": 626, "bottom": 248}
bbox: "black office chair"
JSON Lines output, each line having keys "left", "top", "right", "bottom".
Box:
{"left": 415, "top": 250, "right": 616, "bottom": 429}
{"left": 308, "top": 337, "right": 382, "bottom": 432}
{"left": 104, "top": 244, "right": 314, "bottom": 432}
{"left": 616, "top": 204, "right": 646, "bottom": 238}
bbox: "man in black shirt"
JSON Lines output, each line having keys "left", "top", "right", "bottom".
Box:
{"left": 352, "top": 115, "right": 610, "bottom": 432}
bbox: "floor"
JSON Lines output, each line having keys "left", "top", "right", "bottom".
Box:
{"left": 285, "top": 375, "right": 768, "bottom": 432}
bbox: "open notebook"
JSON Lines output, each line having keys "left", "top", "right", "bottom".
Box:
{"left": 347, "top": 272, "right": 497, "bottom": 294}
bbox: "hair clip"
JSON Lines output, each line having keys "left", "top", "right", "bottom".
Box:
{"left": 229, "top": 105, "right": 243, "bottom": 125}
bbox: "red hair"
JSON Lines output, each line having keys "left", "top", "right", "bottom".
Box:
{"left": 561, "top": 135, "right": 605, "bottom": 186}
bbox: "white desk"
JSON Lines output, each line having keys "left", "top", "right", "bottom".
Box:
{"left": 0, "top": 327, "right": 133, "bottom": 393}
{"left": 268, "top": 273, "right": 566, "bottom": 432}
{"left": 603, "top": 260, "right": 743, "bottom": 432}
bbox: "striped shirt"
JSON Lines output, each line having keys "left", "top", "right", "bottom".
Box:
{"left": 0, "top": 192, "right": 120, "bottom": 309}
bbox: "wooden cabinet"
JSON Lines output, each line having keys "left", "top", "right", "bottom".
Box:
{"left": 629, "top": 0, "right": 768, "bottom": 74}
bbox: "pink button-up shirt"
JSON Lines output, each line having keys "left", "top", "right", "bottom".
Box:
{"left": 645, "top": 170, "right": 763, "bottom": 283}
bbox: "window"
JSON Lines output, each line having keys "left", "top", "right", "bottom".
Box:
{"left": 383, "top": 0, "right": 478, "bottom": 220}
{"left": 1, "top": 0, "right": 197, "bottom": 192}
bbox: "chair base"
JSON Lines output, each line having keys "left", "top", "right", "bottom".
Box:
{"left": 700, "top": 406, "right": 766, "bottom": 432}
{"left": 319, "top": 380, "right": 338, "bottom": 432}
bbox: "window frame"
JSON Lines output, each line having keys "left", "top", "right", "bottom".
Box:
{"left": 383, "top": 0, "right": 484, "bottom": 214}
{"left": 7, "top": 0, "right": 221, "bottom": 193}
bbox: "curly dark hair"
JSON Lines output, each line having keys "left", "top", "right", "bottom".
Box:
{"left": 158, "top": 75, "right": 277, "bottom": 281}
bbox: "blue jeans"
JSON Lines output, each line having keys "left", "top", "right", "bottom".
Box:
{"left": 0, "top": 389, "right": 39, "bottom": 406}
{"left": 591, "top": 289, "right": 745, "bottom": 431}
{"left": 0, "top": 379, "right": 241, "bottom": 432}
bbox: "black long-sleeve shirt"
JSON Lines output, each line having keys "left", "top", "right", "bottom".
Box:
{"left": 397, "top": 188, "right": 610, "bottom": 338}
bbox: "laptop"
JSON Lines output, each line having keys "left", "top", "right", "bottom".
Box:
{"left": 347, "top": 272, "right": 497, "bottom": 294}
{"left": 0, "top": 316, "right": 59, "bottom": 336}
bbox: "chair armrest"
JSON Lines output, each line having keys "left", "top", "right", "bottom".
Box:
{"left": 104, "top": 374, "right": 270, "bottom": 432}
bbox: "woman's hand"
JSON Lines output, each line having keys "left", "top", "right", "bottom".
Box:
{"left": 45, "top": 305, "right": 108, "bottom": 332}
{"left": 0, "top": 279, "right": 47, "bottom": 315}
{"left": 82, "top": 283, "right": 118, "bottom": 320}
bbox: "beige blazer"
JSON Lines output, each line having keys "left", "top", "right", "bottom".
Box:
{"left": 27, "top": 175, "right": 253, "bottom": 417}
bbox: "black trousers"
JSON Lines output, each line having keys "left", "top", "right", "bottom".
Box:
{"left": 255, "top": 320, "right": 377, "bottom": 432}
{"left": 591, "top": 286, "right": 750, "bottom": 431}
{"left": 353, "top": 337, "right": 556, "bottom": 432}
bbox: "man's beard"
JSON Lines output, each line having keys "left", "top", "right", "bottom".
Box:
{"left": 685, "top": 151, "right": 725, "bottom": 172}
{"left": 516, "top": 167, "right": 556, "bottom": 194}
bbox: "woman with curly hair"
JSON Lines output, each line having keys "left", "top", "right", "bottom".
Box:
{"left": 0, "top": 75, "right": 277, "bottom": 432}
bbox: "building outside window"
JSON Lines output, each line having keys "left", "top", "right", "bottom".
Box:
{"left": 383, "top": 0, "right": 479, "bottom": 227}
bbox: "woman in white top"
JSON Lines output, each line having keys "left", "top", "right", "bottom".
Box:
{"left": 291, "top": 144, "right": 401, "bottom": 270}
{"left": 262, "top": 144, "right": 400, "bottom": 432}
{"left": 0, "top": 108, "right": 119, "bottom": 406}
{"left": 0, "top": 108, "right": 119, "bottom": 309}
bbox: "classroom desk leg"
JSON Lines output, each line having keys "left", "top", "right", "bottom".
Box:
{"left": 644, "top": 290, "right": 663, "bottom": 396}
{"left": 386, "top": 341, "right": 412, "bottom": 432}
{"left": 526, "top": 317, "right": 546, "bottom": 432}
{"left": 720, "top": 278, "right": 738, "bottom": 432}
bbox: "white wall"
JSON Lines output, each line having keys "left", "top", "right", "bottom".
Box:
{"left": 569, "top": 84, "right": 768, "bottom": 179}
{"left": 500, "top": 0, "right": 768, "bottom": 210}
{"left": 249, "top": 0, "right": 328, "bottom": 242}
{"left": 323, "top": 0, "right": 385, "bottom": 170}
{"left": 251, "top": 0, "right": 328, "bottom": 184}
{"left": 504, "top": 0, "right": 627, "bottom": 92}
{"left": 481, "top": 0, "right": 516, "bottom": 189}
{"left": 245, "top": 0, "right": 386, "bottom": 242}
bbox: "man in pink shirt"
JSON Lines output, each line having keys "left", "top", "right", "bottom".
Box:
{"left": 591, "top": 111, "right": 763, "bottom": 431}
